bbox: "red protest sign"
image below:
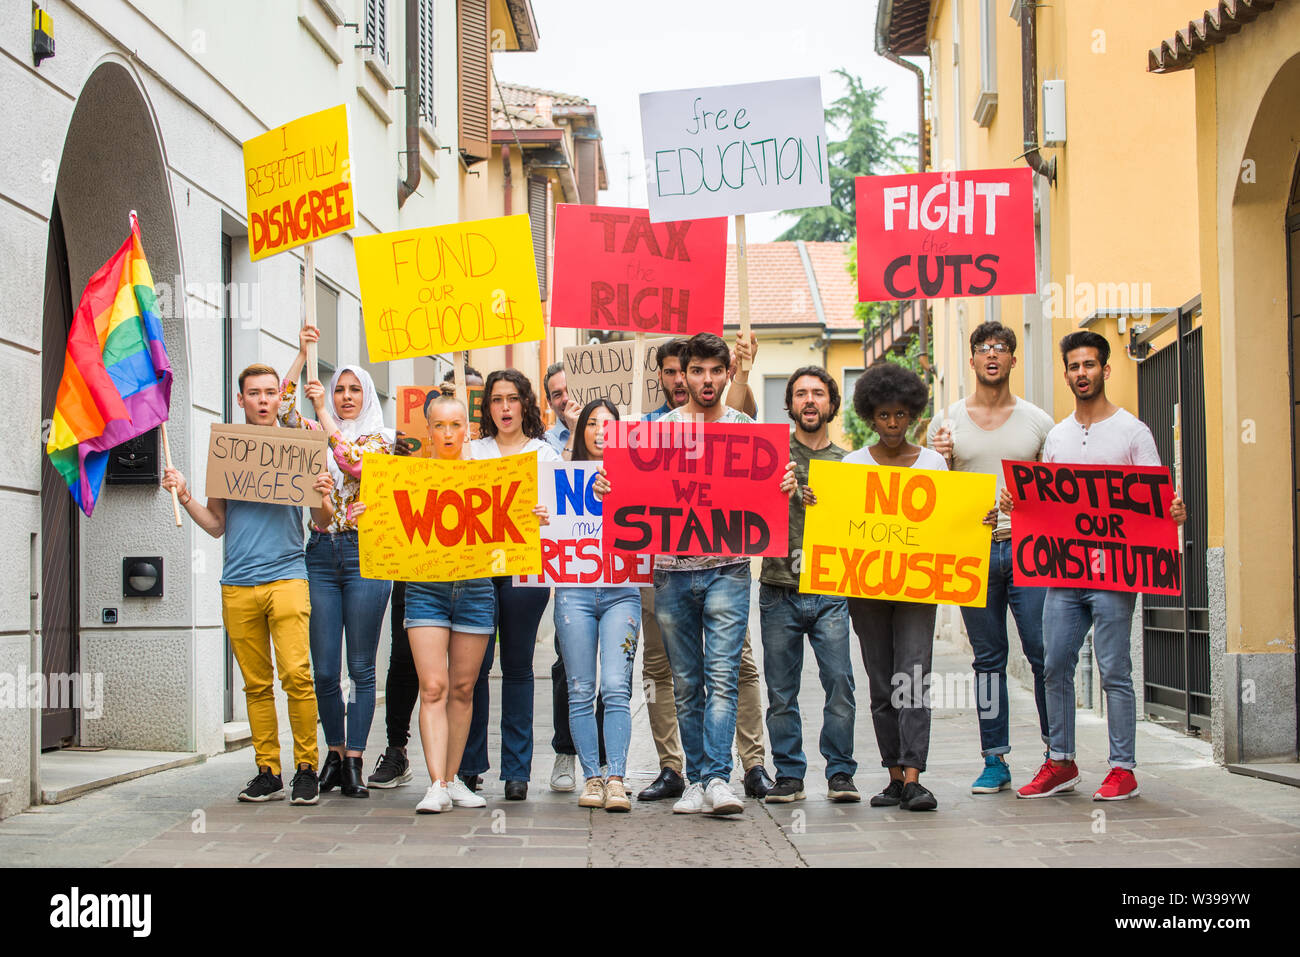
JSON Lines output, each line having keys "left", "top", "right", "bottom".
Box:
{"left": 855, "top": 168, "right": 1035, "bottom": 302}
{"left": 1004, "top": 460, "right": 1182, "bottom": 595}
{"left": 550, "top": 204, "right": 727, "bottom": 335}
{"left": 602, "top": 420, "right": 789, "bottom": 557}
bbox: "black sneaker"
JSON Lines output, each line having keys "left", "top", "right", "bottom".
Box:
{"left": 368, "top": 747, "right": 413, "bottom": 788}
{"left": 239, "top": 766, "right": 284, "bottom": 802}
{"left": 764, "top": 776, "right": 805, "bottom": 804}
{"left": 290, "top": 766, "right": 319, "bottom": 805}
{"left": 900, "top": 780, "right": 938, "bottom": 811}
{"left": 460, "top": 774, "right": 481, "bottom": 793}
{"left": 743, "top": 765, "right": 775, "bottom": 798}
{"left": 827, "top": 772, "right": 861, "bottom": 803}
{"left": 869, "top": 779, "right": 905, "bottom": 807}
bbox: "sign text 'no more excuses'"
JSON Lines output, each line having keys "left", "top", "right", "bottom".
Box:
{"left": 356, "top": 215, "right": 544, "bottom": 362}
{"left": 640, "top": 77, "right": 832, "bottom": 222}
{"left": 856, "top": 168, "right": 1035, "bottom": 302}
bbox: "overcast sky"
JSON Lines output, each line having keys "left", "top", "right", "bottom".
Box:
{"left": 494, "top": 0, "right": 920, "bottom": 242}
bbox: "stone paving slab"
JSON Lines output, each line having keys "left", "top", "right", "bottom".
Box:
{"left": 2, "top": 596, "right": 1298, "bottom": 868}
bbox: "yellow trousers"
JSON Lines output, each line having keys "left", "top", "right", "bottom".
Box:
{"left": 221, "top": 580, "right": 318, "bottom": 774}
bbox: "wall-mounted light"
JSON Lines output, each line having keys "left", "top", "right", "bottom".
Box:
{"left": 123, "top": 557, "right": 164, "bottom": 598}
{"left": 32, "top": 5, "right": 55, "bottom": 67}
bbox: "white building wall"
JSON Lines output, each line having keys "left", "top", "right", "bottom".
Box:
{"left": 0, "top": 0, "right": 461, "bottom": 818}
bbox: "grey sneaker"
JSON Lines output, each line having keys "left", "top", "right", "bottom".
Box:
{"left": 551, "top": 753, "right": 576, "bottom": 792}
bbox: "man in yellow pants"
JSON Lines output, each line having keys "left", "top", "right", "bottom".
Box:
{"left": 162, "top": 363, "right": 331, "bottom": 804}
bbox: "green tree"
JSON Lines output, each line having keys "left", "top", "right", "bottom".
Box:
{"left": 776, "top": 69, "right": 915, "bottom": 242}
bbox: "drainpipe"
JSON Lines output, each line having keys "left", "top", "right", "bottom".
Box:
{"left": 1017, "top": 0, "right": 1056, "bottom": 183}
{"left": 502, "top": 145, "right": 513, "bottom": 368}
{"left": 397, "top": 0, "right": 421, "bottom": 207}
{"left": 29, "top": 533, "right": 40, "bottom": 805}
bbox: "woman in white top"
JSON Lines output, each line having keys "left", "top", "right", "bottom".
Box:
{"left": 834, "top": 363, "right": 947, "bottom": 812}
{"left": 459, "top": 369, "right": 561, "bottom": 802}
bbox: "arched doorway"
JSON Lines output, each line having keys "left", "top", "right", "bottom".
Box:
{"left": 40, "top": 59, "right": 186, "bottom": 749}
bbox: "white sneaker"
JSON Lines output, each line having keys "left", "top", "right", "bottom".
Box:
{"left": 704, "top": 778, "right": 743, "bottom": 816}
{"left": 447, "top": 777, "right": 487, "bottom": 808}
{"left": 551, "top": 753, "right": 576, "bottom": 792}
{"left": 672, "top": 782, "right": 706, "bottom": 814}
{"left": 416, "top": 782, "right": 452, "bottom": 813}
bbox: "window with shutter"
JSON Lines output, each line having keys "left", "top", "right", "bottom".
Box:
{"left": 457, "top": 0, "right": 490, "bottom": 161}
{"left": 419, "top": 0, "right": 435, "bottom": 124}
{"left": 366, "top": 0, "right": 388, "bottom": 64}
{"left": 529, "top": 176, "right": 548, "bottom": 300}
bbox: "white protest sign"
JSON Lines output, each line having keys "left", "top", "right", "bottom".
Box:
{"left": 515, "top": 462, "right": 653, "bottom": 588}
{"left": 639, "top": 76, "right": 832, "bottom": 222}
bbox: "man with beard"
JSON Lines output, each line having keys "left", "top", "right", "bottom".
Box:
{"left": 1004, "top": 331, "right": 1185, "bottom": 801}
{"left": 928, "top": 321, "right": 1054, "bottom": 795}
{"left": 759, "top": 367, "right": 859, "bottom": 804}
{"left": 634, "top": 334, "right": 774, "bottom": 804}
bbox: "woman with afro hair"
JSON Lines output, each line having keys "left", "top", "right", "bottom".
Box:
{"left": 811, "top": 362, "right": 946, "bottom": 811}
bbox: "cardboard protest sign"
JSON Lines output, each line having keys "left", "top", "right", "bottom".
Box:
{"left": 563, "top": 337, "right": 675, "bottom": 415}
{"left": 243, "top": 104, "right": 353, "bottom": 261}
{"left": 799, "top": 460, "right": 994, "bottom": 606}
{"left": 1003, "top": 461, "right": 1182, "bottom": 595}
{"left": 205, "top": 423, "right": 329, "bottom": 507}
{"left": 602, "top": 421, "right": 789, "bottom": 557}
{"left": 550, "top": 204, "right": 727, "bottom": 334}
{"left": 516, "top": 462, "right": 653, "bottom": 588}
{"left": 396, "top": 385, "right": 484, "bottom": 456}
{"left": 359, "top": 453, "right": 541, "bottom": 581}
{"left": 356, "top": 215, "right": 545, "bottom": 362}
{"left": 639, "top": 77, "right": 831, "bottom": 222}
{"left": 855, "top": 168, "right": 1035, "bottom": 302}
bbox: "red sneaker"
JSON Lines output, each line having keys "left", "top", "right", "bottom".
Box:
{"left": 1093, "top": 768, "right": 1140, "bottom": 801}
{"left": 1016, "top": 760, "right": 1080, "bottom": 799}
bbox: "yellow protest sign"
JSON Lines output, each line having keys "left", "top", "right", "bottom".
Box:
{"left": 243, "top": 104, "right": 353, "bottom": 261}
{"left": 356, "top": 215, "right": 545, "bottom": 362}
{"left": 798, "top": 459, "right": 994, "bottom": 607}
{"left": 358, "top": 452, "right": 541, "bottom": 582}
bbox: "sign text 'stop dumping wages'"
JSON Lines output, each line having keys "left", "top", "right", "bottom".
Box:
{"left": 640, "top": 77, "right": 832, "bottom": 222}
{"left": 243, "top": 104, "right": 353, "bottom": 261}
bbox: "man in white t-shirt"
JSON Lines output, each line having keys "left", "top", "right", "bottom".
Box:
{"left": 1006, "top": 331, "right": 1185, "bottom": 802}
{"left": 929, "top": 321, "right": 1054, "bottom": 796}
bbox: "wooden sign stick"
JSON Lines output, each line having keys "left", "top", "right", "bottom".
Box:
{"left": 303, "top": 243, "right": 319, "bottom": 384}
{"left": 734, "top": 214, "right": 753, "bottom": 372}
{"left": 629, "top": 332, "right": 646, "bottom": 419}
{"left": 160, "top": 422, "right": 182, "bottom": 526}
{"left": 454, "top": 350, "right": 469, "bottom": 456}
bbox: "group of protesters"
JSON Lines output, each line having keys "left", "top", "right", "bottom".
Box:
{"left": 161, "top": 317, "right": 1185, "bottom": 815}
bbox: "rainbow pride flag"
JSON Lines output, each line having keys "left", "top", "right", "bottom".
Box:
{"left": 45, "top": 216, "right": 173, "bottom": 516}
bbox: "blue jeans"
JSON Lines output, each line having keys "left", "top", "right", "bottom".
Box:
{"left": 305, "top": 530, "right": 392, "bottom": 752}
{"left": 1042, "top": 587, "right": 1139, "bottom": 769}
{"left": 459, "top": 577, "right": 550, "bottom": 781}
{"left": 653, "top": 562, "right": 750, "bottom": 784}
{"left": 758, "top": 584, "right": 856, "bottom": 781}
{"left": 553, "top": 587, "right": 640, "bottom": 779}
{"left": 959, "top": 538, "right": 1049, "bottom": 756}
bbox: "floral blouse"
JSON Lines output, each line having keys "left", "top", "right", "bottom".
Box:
{"left": 279, "top": 378, "right": 393, "bottom": 533}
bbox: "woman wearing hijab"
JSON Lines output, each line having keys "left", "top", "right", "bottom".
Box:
{"left": 281, "top": 326, "right": 394, "bottom": 798}
{"left": 458, "top": 368, "right": 561, "bottom": 801}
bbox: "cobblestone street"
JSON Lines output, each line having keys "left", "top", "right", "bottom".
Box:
{"left": 4, "top": 608, "right": 1298, "bottom": 869}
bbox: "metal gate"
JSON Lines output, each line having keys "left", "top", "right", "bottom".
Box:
{"left": 1137, "top": 301, "right": 1210, "bottom": 732}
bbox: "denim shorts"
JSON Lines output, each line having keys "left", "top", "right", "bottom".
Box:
{"left": 404, "top": 579, "right": 497, "bottom": 635}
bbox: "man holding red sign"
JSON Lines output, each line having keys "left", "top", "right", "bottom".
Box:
{"left": 599, "top": 333, "right": 793, "bottom": 816}
{"left": 1002, "top": 331, "right": 1186, "bottom": 802}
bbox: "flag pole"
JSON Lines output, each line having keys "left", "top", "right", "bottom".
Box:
{"left": 132, "top": 210, "right": 182, "bottom": 527}
{"left": 629, "top": 332, "right": 646, "bottom": 419}
{"left": 160, "top": 422, "right": 182, "bottom": 526}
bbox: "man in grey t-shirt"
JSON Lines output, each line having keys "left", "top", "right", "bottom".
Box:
{"left": 928, "top": 321, "right": 1054, "bottom": 796}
